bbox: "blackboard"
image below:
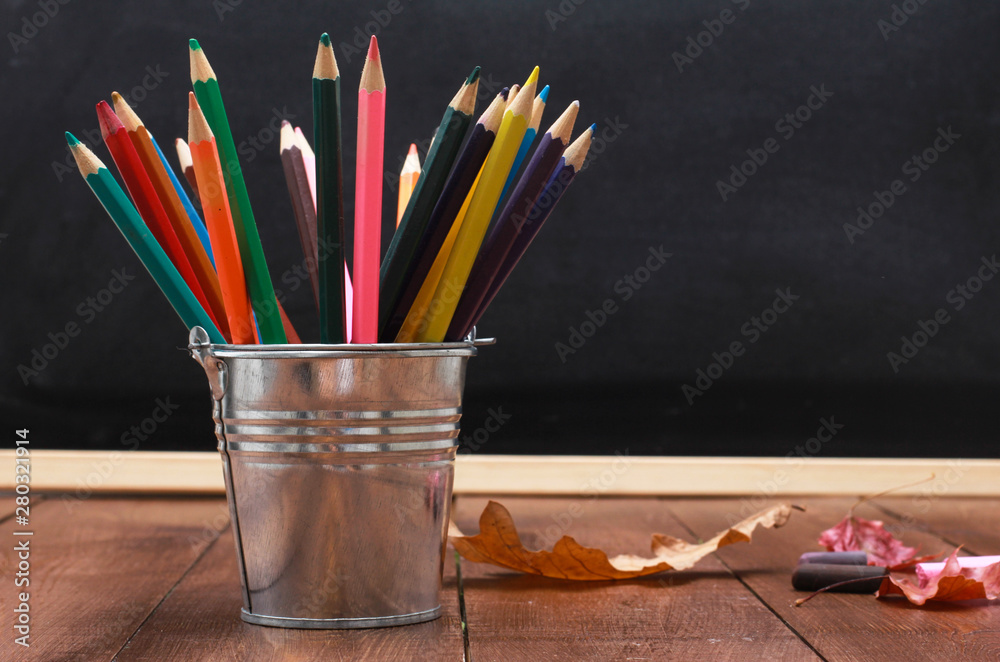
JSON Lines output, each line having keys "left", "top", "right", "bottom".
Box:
{"left": 2, "top": 0, "right": 999, "bottom": 457}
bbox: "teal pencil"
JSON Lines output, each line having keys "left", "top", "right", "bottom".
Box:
{"left": 149, "top": 133, "right": 215, "bottom": 267}
{"left": 495, "top": 85, "right": 549, "bottom": 211}
{"left": 66, "top": 132, "right": 225, "bottom": 343}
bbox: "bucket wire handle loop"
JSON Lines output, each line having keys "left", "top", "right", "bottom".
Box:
{"left": 188, "top": 326, "right": 228, "bottom": 401}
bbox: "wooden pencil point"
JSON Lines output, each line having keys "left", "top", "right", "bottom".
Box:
{"left": 187, "top": 92, "right": 214, "bottom": 143}
{"left": 449, "top": 75, "right": 480, "bottom": 116}
{"left": 111, "top": 92, "right": 143, "bottom": 132}
{"left": 479, "top": 93, "right": 507, "bottom": 133}
{"left": 466, "top": 66, "right": 481, "bottom": 85}
{"left": 508, "top": 76, "right": 536, "bottom": 120}
{"left": 528, "top": 90, "right": 549, "bottom": 133}
{"left": 359, "top": 36, "right": 385, "bottom": 92}
{"left": 66, "top": 134, "right": 103, "bottom": 177}
{"left": 505, "top": 84, "right": 520, "bottom": 109}
{"left": 96, "top": 100, "right": 124, "bottom": 139}
{"left": 547, "top": 101, "right": 579, "bottom": 144}
{"left": 279, "top": 120, "right": 296, "bottom": 152}
{"left": 313, "top": 34, "right": 339, "bottom": 80}
{"left": 189, "top": 39, "right": 216, "bottom": 84}
{"left": 563, "top": 126, "right": 593, "bottom": 170}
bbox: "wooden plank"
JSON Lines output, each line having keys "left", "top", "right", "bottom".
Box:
{"left": 0, "top": 496, "right": 231, "bottom": 661}
{"left": 116, "top": 529, "right": 465, "bottom": 660}
{"left": 5, "top": 450, "right": 1000, "bottom": 496}
{"left": 454, "top": 496, "right": 818, "bottom": 661}
{"left": 671, "top": 497, "right": 1000, "bottom": 661}
{"left": 875, "top": 497, "right": 1000, "bottom": 556}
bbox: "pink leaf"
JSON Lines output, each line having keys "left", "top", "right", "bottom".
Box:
{"left": 817, "top": 515, "right": 918, "bottom": 568}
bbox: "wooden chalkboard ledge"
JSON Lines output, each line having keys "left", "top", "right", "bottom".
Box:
{"left": 2, "top": 450, "right": 998, "bottom": 496}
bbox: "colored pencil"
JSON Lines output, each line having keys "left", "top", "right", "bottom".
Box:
{"left": 152, "top": 134, "right": 214, "bottom": 267}
{"left": 174, "top": 137, "right": 201, "bottom": 203}
{"left": 395, "top": 168, "right": 481, "bottom": 343}
{"left": 312, "top": 33, "right": 348, "bottom": 344}
{"left": 506, "top": 84, "right": 520, "bottom": 108}
{"left": 353, "top": 35, "right": 385, "bottom": 343}
{"left": 497, "top": 85, "right": 549, "bottom": 207}
{"left": 416, "top": 67, "right": 539, "bottom": 342}
{"left": 446, "top": 100, "right": 578, "bottom": 340}
{"left": 189, "top": 39, "right": 286, "bottom": 343}
{"left": 66, "top": 133, "right": 225, "bottom": 343}
{"left": 96, "top": 100, "right": 224, "bottom": 337}
{"left": 112, "top": 92, "right": 230, "bottom": 341}
{"left": 187, "top": 93, "right": 255, "bottom": 344}
{"left": 294, "top": 126, "right": 317, "bottom": 204}
{"left": 397, "top": 144, "right": 421, "bottom": 227}
{"left": 382, "top": 91, "right": 506, "bottom": 341}
{"left": 280, "top": 120, "right": 320, "bottom": 312}
{"left": 378, "top": 68, "right": 479, "bottom": 340}
{"left": 468, "top": 124, "right": 595, "bottom": 331}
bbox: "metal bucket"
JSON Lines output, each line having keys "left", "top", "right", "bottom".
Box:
{"left": 186, "top": 326, "right": 487, "bottom": 629}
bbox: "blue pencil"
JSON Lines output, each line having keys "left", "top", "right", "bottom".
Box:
{"left": 149, "top": 133, "right": 215, "bottom": 267}
{"left": 495, "top": 85, "right": 549, "bottom": 211}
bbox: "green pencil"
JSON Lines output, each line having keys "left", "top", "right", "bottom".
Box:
{"left": 378, "top": 67, "right": 480, "bottom": 339}
{"left": 312, "top": 33, "right": 347, "bottom": 343}
{"left": 66, "top": 133, "right": 225, "bottom": 343}
{"left": 188, "top": 38, "right": 285, "bottom": 343}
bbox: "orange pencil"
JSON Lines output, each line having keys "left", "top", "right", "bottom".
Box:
{"left": 112, "top": 92, "right": 230, "bottom": 341}
{"left": 187, "top": 93, "right": 255, "bottom": 344}
{"left": 397, "top": 143, "right": 420, "bottom": 227}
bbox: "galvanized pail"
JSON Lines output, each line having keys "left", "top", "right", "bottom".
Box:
{"left": 187, "top": 326, "right": 486, "bottom": 629}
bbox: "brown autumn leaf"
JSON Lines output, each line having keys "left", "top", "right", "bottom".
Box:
{"left": 877, "top": 549, "right": 1000, "bottom": 605}
{"left": 448, "top": 500, "right": 794, "bottom": 580}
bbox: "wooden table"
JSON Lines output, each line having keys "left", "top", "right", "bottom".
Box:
{"left": 1, "top": 494, "right": 997, "bottom": 660}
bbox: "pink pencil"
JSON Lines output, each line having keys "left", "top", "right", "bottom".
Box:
{"left": 293, "top": 125, "right": 354, "bottom": 342}
{"left": 353, "top": 36, "right": 385, "bottom": 343}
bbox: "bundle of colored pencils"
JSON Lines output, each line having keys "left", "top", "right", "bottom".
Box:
{"left": 67, "top": 35, "right": 594, "bottom": 345}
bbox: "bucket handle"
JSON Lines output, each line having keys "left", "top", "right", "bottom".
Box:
{"left": 188, "top": 326, "right": 228, "bottom": 401}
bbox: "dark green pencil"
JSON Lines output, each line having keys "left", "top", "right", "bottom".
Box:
{"left": 313, "top": 33, "right": 347, "bottom": 343}
{"left": 378, "top": 68, "right": 480, "bottom": 340}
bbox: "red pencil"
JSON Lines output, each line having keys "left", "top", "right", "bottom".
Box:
{"left": 96, "top": 100, "right": 224, "bottom": 338}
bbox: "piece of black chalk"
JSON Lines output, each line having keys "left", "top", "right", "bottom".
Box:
{"left": 792, "top": 563, "right": 888, "bottom": 593}
{"left": 798, "top": 551, "right": 869, "bottom": 566}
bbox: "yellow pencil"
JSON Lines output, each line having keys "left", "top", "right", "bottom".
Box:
{"left": 416, "top": 67, "right": 538, "bottom": 342}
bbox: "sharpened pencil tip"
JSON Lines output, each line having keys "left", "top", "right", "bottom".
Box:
{"left": 524, "top": 66, "right": 539, "bottom": 87}
{"left": 539, "top": 85, "right": 550, "bottom": 103}
{"left": 65, "top": 131, "right": 80, "bottom": 146}
{"left": 320, "top": 32, "right": 331, "bottom": 46}
{"left": 367, "top": 35, "right": 379, "bottom": 60}
{"left": 407, "top": 143, "right": 418, "bottom": 156}
{"left": 466, "top": 66, "right": 481, "bottom": 85}
{"left": 189, "top": 38, "right": 201, "bottom": 51}
{"left": 589, "top": 123, "right": 597, "bottom": 133}
{"left": 500, "top": 86, "right": 510, "bottom": 100}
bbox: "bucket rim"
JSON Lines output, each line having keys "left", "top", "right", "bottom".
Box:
{"left": 187, "top": 326, "right": 495, "bottom": 358}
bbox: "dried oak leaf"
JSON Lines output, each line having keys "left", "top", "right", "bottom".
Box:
{"left": 817, "top": 515, "right": 919, "bottom": 568}
{"left": 877, "top": 549, "right": 1000, "bottom": 605}
{"left": 448, "top": 500, "right": 794, "bottom": 581}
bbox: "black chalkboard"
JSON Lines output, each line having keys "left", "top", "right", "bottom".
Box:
{"left": 2, "top": 0, "right": 998, "bottom": 457}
